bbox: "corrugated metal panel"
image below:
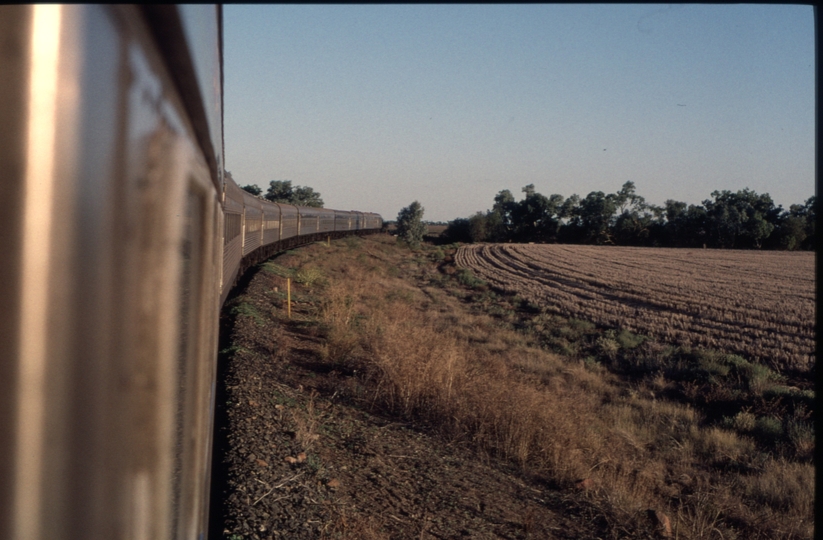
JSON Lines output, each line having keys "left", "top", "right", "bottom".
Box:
{"left": 222, "top": 236, "right": 241, "bottom": 297}
{"left": 279, "top": 204, "right": 298, "bottom": 240}
{"left": 223, "top": 178, "right": 244, "bottom": 214}
{"left": 318, "top": 208, "right": 335, "bottom": 233}
{"left": 242, "top": 194, "right": 262, "bottom": 256}
{"left": 262, "top": 202, "right": 280, "bottom": 245}
{"left": 366, "top": 213, "right": 382, "bottom": 230}
{"left": 334, "top": 210, "right": 351, "bottom": 232}
{"left": 298, "top": 207, "right": 319, "bottom": 235}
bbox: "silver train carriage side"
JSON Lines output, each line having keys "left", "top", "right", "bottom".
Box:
{"left": 0, "top": 5, "right": 382, "bottom": 540}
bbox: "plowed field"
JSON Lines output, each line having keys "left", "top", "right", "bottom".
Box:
{"left": 456, "top": 244, "right": 815, "bottom": 371}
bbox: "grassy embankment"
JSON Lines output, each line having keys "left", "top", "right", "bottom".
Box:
{"left": 230, "top": 234, "right": 814, "bottom": 539}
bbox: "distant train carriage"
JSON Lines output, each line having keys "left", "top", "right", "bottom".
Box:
{"left": 242, "top": 191, "right": 264, "bottom": 257}
{"left": 279, "top": 203, "right": 299, "bottom": 240}
{"left": 334, "top": 210, "right": 352, "bottom": 232}
{"left": 318, "top": 208, "right": 336, "bottom": 234}
{"left": 365, "top": 212, "right": 383, "bottom": 230}
{"left": 297, "top": 206, "right": 320, "bottom": 236}
{"left": 223, "top": 171, "right": 246, "bottom": 303}
{"left": 262, "top": 202, "right": 281, "bottom": 244}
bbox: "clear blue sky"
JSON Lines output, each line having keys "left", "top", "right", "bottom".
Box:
{"left": 223, "top": 4, "right": 815, "bottom": 222}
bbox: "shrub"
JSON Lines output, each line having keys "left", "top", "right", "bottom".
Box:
{"left": 231, "top": 301, "right": 265, "bottom": 326}
{"left": 785, "top": 419, "right": 814, "bottom": 459}
{"left": 441, "top": 217, "right": 472, "bottom": 243}
{"left": 762, "top": 386, "right": 815, "bottom": 418}
{"left": 616, "top": 328, "right": 645, "bottom": 349}
{"left": 722, "top": 411, "right": 756, "bottom": 432}
{"left": 669, "top": 350, "right": 782, "bottom": 392}
{"left": 583, "top": 356, "right": 603, "bottom": 372}
{"left": 261, "top": 262, "right": 292, "bottom": 278}
{"left": 698, "top": 355, "right": 730, "bottom": 380}
{"left": 694, "top": 427, "right": 755, "bottom": 463}
{"left": 396, "top": 201, "right": 427, "bottom": 248}
{"left": 738, "top": 362, "right": 781, "bottom": 393}
{"left": 568, "top": 318, "right": 595, "bottom": 332}
{"left": 456, "top": 268, "right": 486, "bottom": 289}
{"left": 754, "top": 416, "right": 783, "bottom": 441}
{"left": 595, "top": 335, "right": 620, "bottom": 361}
{"left": 294, "top": 266, "right": 325, "bottom": 287}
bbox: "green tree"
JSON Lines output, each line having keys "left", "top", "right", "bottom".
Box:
{"left": 292, "top": 185, "right": 324, "bottom": 207}
{"left": 610, "top": 182, "right": 652, "bottom": 245}
{"left": 613, "top": 181, "right": 646, "bottom": 215}
{"left": 771, "top": 196, "right": 817, "bottom": 250}
{"left": 265, "top": 180, "right": 324, "bottom": 207}
{"left": 265, "top": 180, "right": 295, "bottom": 203}
{"left": 613, "top": 211, "right": 649, "bottom": 245}
{"left": 558, "top": 194, "right": 580, "bottom": 220}
{"left": 241, "top": 184, "right": 262, "bottom": 196}
{"left": 773, "top": 215, "right": 807, "bottom": 250}
{"left": 801, "top": 195, "right": 816, "bottom": 249}
{"left": 442, "top": 217, "right": 472, "bottom": 243}
{"left": 467, "top": 212, "right": 491, "bottom": 242}
{"left": 484, "top": 208, "right": 508, "bottom": 242}
{"left": 655, "top": 201, "right": 710, "bottom": 248}
{"left": 571, "top": 191, "right": 618, "bottom": 244}
{"left": 492, "top": 189, "right": 516, "bottom": 236}
{"left": 703, "top": 189, "right": 778, "bottom": 249}
{"left": 396, "top": 201, "right": 427, "bottom": 248}
{"left": 511, "top": 188, "right": 564, "bottom": 242}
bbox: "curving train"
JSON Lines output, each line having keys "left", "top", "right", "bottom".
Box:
{"left": 222, "top": 180, "right": 382, "bottom": 305}
{"left": 0, "top": 5, "right": 380, "bottom": 540}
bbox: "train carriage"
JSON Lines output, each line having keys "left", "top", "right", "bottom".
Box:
{"left": 334, "top": 210, "right": 352, "bottom": 232}
{"left": 0, "top": 5, "right": 382, "bottom": 540}
{"left": 241, "top": 191, "right": 263, "bottom": 257}
{"left": 278, "top": 203, "right": 299, "bottom": 241}
{"left": 222, "top": 180, "right": 245, "bottom": 301}
{"left": 297, "top": 206, "right": 321, "bottom": 236}
{"left": 365, "top": 212, "right": 383, "bottom": 231}
{"left": 318, "top": 208, "right": 336, "bottom": 234}
{"left": 262, "top": 201, "right": 281, "bottom": 244}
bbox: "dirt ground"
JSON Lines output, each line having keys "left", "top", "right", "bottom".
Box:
{"left": 208, "top": 251, "right": 628, "bottom": 540}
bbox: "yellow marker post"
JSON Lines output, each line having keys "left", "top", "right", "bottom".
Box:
{"left": 287, "top": 278, "right": 291, "bottom": 318}
{"left": 327, "top": 235, "right": 330, "bottom": 247}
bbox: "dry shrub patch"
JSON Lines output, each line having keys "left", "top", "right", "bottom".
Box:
{"left": 249, "top": 236, "right": 813, "bottom": 539}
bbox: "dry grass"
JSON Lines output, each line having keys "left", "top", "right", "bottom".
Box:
{"left": 292, "top": 390, "right": 321, "bottom": 451}
{"left": 274, "top": 235, "right": 814, "bottom": 539}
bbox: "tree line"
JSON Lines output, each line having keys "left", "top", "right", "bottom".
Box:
{"left": 442, "top": 182, "right": 816, "bottom": 250}
{"left": 235, "top": 173, "right": 324, "bottom": 208}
